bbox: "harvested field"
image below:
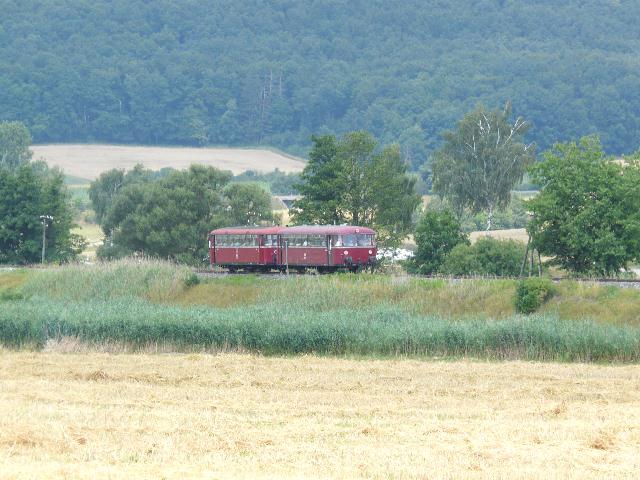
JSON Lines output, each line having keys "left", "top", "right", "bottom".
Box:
{"left": 470, "top": 228, "right": 529, "bottom": 244}
{"left": 0, "top": 352, "right": 638, "bottom": 479}
{"left": 31, "top": 144, "right": 306, "bottom": 180}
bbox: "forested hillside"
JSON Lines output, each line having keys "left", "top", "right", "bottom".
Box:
{"left": 2, "top": 0, "right": 640, "bottom": 163}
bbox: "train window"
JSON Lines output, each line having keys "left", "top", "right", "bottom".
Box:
{"left": 344, "top": 234, "right": 357, "bottom": 247}
{"left": 308, "top": 235, "right": 325, "bottom": 247}
{"left": 357, "top": 234, "right": 373, "bottom": 246}
{"left": 271, "top": 235, "right": 278, "bottom": 246}
{"left": 292, "top": 235, "right": 304, "bottom": 247}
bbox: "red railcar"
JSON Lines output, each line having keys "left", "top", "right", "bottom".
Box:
{"left": 208, "top": 226, "right": 283, "bottom": 272}
{"left": 208, "top": 225, "right": 376, "bottom": 272}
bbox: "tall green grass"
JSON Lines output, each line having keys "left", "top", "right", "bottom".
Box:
{"left": 3, "top": 260, "right": 640, "bottom": 361}
{"left": 21, "top": 260, "right": 193, "bottom": 302}
{"left": 1, "top": 297, "right": 639, "bottom": 362}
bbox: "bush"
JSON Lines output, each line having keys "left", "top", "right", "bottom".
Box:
{"left": 439, "top": 237, "right": 525, "bottom": 276}
{"left": 184, "top": 272, "right": 201, "bottom": 288}
{"left": 408, "top": 208, "right": 468, "bottom": 274}
{"left": 515, "top": 278, "right": 556, "bottom": 314}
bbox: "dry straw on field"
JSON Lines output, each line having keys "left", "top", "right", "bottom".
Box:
{"left": 1, "top": 352, "right": 639, "bottom": 479}
{"left": 31, "top": 144, "right": 306, "bottom": 180}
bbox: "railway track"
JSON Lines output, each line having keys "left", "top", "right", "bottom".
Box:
{"left": 193, "top": 269, "right": 640, "bottom": 288}
{"left": 3, "top": 266, "right": 640, "bottom": 288}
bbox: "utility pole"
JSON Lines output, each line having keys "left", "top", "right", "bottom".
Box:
{"left": 40, "top": 215, "right": 53, "bottom": 264}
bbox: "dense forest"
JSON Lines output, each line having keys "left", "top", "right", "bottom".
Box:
{"left": 2, "top": 0, "right": 640, "bottom": 164}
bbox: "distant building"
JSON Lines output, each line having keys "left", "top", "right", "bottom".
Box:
{"left": 274, "top": 195, "right": 302, "bottom": 209}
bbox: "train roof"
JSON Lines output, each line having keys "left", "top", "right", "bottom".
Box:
{"left": 209, "top": 226, "right": 284, "bottom": 235}
{"left": 209, "top": 225, "right": 376, "bottom": 236}
{"left": 280, "top": 225, "right": 376, "bottom": 235}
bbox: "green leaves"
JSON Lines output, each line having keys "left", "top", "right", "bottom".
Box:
{"left": 92, "top": 165, "right": 275, "bottom": 263}
{"left": 223, "top": 183, "right": 273, "bottom": 226}
{"left": 409, "top": 208, "right": 467, "bottom": 274}
{"left": 527, "top": 136, "right": 640, "bottom": 276}
{"left": 0, "top": 163, "right": 80, "bottom": 264}
{"left": 292, "top": 132, "right": 420, "bottom": 248}
{"left": 97, "top": 165, "right": 234, "bottom": 263}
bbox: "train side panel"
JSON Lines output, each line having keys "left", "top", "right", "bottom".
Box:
{"left": 281, "top": 246, "right": 328, "bottom": 266}
{"left": 214, "top": 246, "right": 260, "bottom": 265}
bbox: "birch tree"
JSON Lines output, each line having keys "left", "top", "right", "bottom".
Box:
{"left": 432, "top": 103, "right": 535, "bottom": 230}
{"left": 0, "top": 121, "right": 32, "bottom": 171}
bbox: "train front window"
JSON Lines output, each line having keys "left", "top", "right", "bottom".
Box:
{"left": 357, "top": 234, "right": 373, "bottom": 246}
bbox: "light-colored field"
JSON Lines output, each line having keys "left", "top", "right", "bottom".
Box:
{"left": 1, "top": 352, "right": 638, "bottom": 479}
{"left": 470, "top": 228, "right": 529, "bottom": 244}
{"left": 31, "top": 144, "right": 306, "bottom": 180}
{"left": 71, "top": 222, "right": 104, "bottom": 259}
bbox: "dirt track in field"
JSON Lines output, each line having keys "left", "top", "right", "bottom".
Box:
{"left": 1, "top": 351, "right": 639, "bottom": 479}
{"left": 31, "top": 144, "right": 306, "bottom": 180}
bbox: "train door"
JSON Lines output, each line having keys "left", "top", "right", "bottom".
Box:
{"left": 327, "top": 235, "right": 333, "bottom": 266}
{"left": 279, "top": 236, "right": 289, "bottom": 271}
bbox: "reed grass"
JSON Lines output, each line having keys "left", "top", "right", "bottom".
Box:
{"left": 2, "top": 297, "right": 639, "bottom": 362}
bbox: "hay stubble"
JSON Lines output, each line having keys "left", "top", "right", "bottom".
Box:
{"left": 1, "top": 353, "right": 639, "bottom": 479}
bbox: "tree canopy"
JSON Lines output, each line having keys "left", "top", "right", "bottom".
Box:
{"left": 0, "top": 121, "right": 32, "bottom": 171}
{"left": 223, "top": 183, "right": 273, "bottom": 226}
{"left": 292, "top": 131, "right": 420, "bottom": 248}
{"left": 526, "top": 136, "right": 640, "bottom": 276}
{"left": 94, "top": 165, "right": 274, "bottom": 263}
{"left": 2, "top": 1, "right": 640, "bottom": 160}
{"left": 0, "top": 163, "right": 84, "bottom": 264}
{"left": 432, "top": 103, "right": 535, "bottom": 229}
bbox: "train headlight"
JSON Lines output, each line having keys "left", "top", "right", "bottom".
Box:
{"left": 344, "top": 250, "right": 348, "bottom": 255}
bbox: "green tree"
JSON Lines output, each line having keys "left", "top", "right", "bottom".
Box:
{"left": 526, "top": 136, "right": 640, "bottom": 276}
{"left": 100, "top": 165, "right": 233, "bottom": 263}
{"left": 88, "top": 168, "right": 125, "bottom": 224}
{"left": 0, "top": 163, "right": 84, "bottom": 264}
{"left": 0, "top": 121, "right": 33, "bottom": 171}
{"left": 432, "top": 103, "right": 535, "bottom": 229}
{"left": 89, "top": 164, "right": 163, "bottom": 225}
{"left": 223, "top": 183, "right": 273, "bottom": 226}
{"left": 292, "top": 131, "right": 420, "bottom": 248}
{"left": 408, "top": 208, "right": 468, "bottom": 274}
{"left": 292, "top": 135, "right": 343, "bottom": 225}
